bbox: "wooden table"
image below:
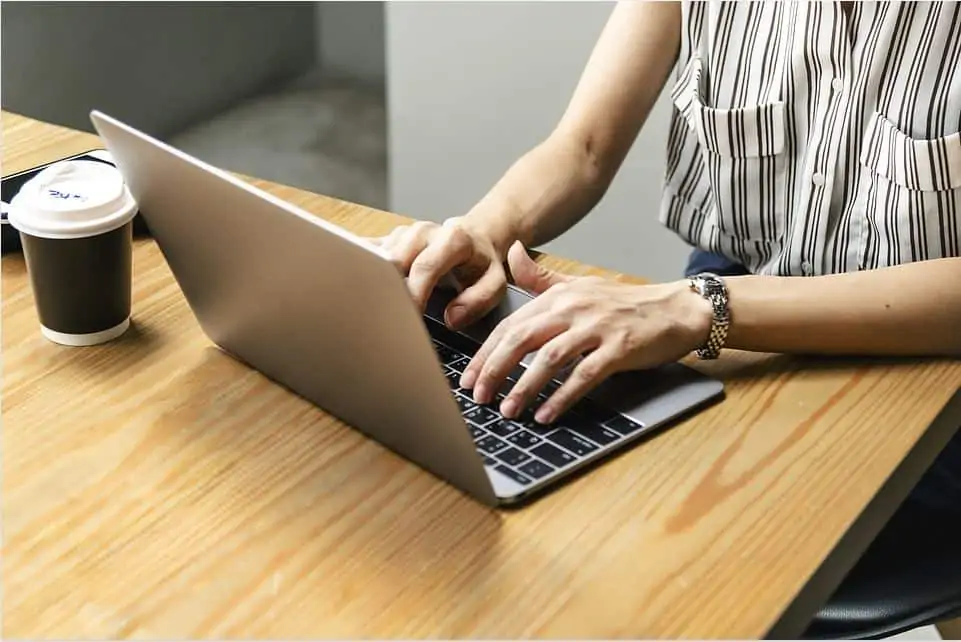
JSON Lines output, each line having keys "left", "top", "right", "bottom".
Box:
{"left": 4, "top": 112, "right": 960, "bottom": 639}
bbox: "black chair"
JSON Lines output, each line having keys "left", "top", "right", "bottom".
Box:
{"left": 803, "top": 500, "right": 961, "bottom": 639}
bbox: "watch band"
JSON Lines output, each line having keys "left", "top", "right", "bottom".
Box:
{"left": 688, "top": 272, "right": 730, "bottom": 360}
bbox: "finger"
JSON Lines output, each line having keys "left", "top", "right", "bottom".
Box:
{"left": 407, "top": 226, "right": 473, "bottom": 310}
{"left": 500, "top": 329, "right": 600, "bottom": 419}
{"left": 379, "top": 224, "right": 412, "bottom": 247}
{"left": 386, "top": 225, "right": 431, "bottom": 273}
{"left": 508, "top": 241, "right": 571, "bottom": 295}
{"left": 534, "top": 346, "right": 618, "bottom": 424}
{"left": 459, "top": 291, "right": 553, "bottom": 389}
{"left": 367, "top": 228, "right": 395, "bottom": 249}
{"left": 444, "top": 262, "right": 507, "bottom": 329}
{"left": 469, "top": 316, "right": 567, "bottom": 406}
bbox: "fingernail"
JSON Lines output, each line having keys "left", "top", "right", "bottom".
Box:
{"left": 446, "top": 305, "right": 466, "bottom": 328}
{"left": 460, "top": 370, "right": 476, "bottom": 388}
{"left": 501, "top": 398, "right": 519, "bottom": 419}
{"left": 473, "top": 383, "right": 490, "bottom": 404}
{"left": 535, "top": 406, "right": 555, "bottom": 424}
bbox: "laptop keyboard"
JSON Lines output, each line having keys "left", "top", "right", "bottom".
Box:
{"left": 428, "top": 320, "right": 646, "bottom": 487}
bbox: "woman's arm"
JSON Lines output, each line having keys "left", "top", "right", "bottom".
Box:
{"left": 459, "top": 249, "right": 961, "bottom": 422}
{"left": 464, "top": 1, "right": 682, "bottom": 256}
{"left": 725, "top": 258, "right": 961, "bottom": 357}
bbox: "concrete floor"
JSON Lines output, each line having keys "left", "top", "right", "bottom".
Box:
{"left": 169, "top": 70, "right": 387, "bottom": 210}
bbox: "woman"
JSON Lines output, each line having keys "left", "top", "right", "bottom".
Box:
{"left": 373, "top": 1, "right": 961, "bottom": 512}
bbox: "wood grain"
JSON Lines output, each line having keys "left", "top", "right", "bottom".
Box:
{"left": 3, "top": 111, "right": 961, "bottom": 639}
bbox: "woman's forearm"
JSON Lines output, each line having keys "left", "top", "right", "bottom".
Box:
{"left": 461, "top": 136, "right": 610, "bottom": 258}
{"left": 723, "top": 258, "right": 961, "bottom": 357}
{"left": 463, "top": 1, "right": 681, "bottom": 257}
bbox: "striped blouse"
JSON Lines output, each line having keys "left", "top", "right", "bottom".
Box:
{"left": 660, "top": 1, "right": 961, "bottom": 277}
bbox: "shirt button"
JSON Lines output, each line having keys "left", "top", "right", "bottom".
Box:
{"left": 801, "top": 261, "right": 813, "bottom": 275}
{"left": 812, "top": 172, "right": 826, "bottom": 187}
{"left": 831, "top": 77, "right": 844, "bottom": 92}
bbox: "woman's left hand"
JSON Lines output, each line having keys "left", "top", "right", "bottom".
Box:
{"left": 459, "top": 242, "right": 714, "bottom": 424}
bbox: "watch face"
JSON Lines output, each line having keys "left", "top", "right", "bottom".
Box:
{"left": 696, "top": 273, "right": 726, "bottom": 297}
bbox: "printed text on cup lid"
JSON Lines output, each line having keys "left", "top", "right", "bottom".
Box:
{"left": 7, "top": 160, "right": 138, "bottom": 239}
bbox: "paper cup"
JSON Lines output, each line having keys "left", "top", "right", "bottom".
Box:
{"left": 8, "top": 160, "right": 138, "bottom": 346}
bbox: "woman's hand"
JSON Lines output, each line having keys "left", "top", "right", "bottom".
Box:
{"left": 372, "top": 217, "right": 508, "bottom": 329}
{"left": 460, "top": 242, "right": 713, "bottom": 424}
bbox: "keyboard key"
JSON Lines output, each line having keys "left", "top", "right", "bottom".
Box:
{"left": 488, "top": 420, "right": 519, "bottom": 437}
{"left": 605, "top": 415, "right": 646, "bottom": 436}
{"left": 505, "top": 365, "right": 528, "bottom": 382}
{"left": 495, "top": 389, "right": 536, "bottom": 412}
{"left": 455, "top": 395, "right": 476, "bottom": 413}
{"left": 516, "top": 404, "right": 541, "bottom": 425}
{"left": 517, "top": 419, "right": 554, "bottom": 437}
{"left": 483, "top": 455, "right": 497, "bottom": 467}
{"left": 519, "top": 459, "right": 554, "bottom": 480}
{"left": 539, "top": 381, "right": 568, "bottom": 403}
{"left": 496, "top": 447, "right": 532, "bottom": 466}
{"left": 444, "top": 369, "right": 462, "bottom": 389}
{"left": 447, "top": 356, "right": 471, "bottom": 372}
{"left": 494, "top": 465, "right": 532, "bottom": 485}
{"left": 546, "top": 429, "right": 599, "bottom": 457}
{"left": 468, "top": 424, "right": 486, "bottom": 440}
{"left": 542, "top": 379, "right": 562, "bottom": 395}
{"left": 465, "top": 406, "right": 499, "bottom": 426}
{"left": 565, "top": 420, "right": 621, "bottom": 446}
{"left": 531, "top": 443, "right": 576, "bottom": 468}
{"left": 476, "top": 435, "right": 509, "bottom": 454}
{"left": 507, "top": 430, "right": 542, "bottom": 450}
{"left": 493, "top": 381, "right": 517, "bottom": 400}
{"left": 434, "top": 342, "right": 458, "bottom": 363}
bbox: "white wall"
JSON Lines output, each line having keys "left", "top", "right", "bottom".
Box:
{"left": 385, "top": 1, "right": 691, "bottom": 282}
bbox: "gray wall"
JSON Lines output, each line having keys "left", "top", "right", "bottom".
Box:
{"left": 1, "top": 2, "right": 317, "bottom": 137}
{"left": 315, "top": 1, "right": 386, "bottom": 89}
{"left": 385, "top": 2, "right": 690, "bottom": 282}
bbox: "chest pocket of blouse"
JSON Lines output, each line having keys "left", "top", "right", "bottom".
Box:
{"left": 670, "top": 55, "right": 788, "bottom": 243}
{"left": 858, "top": 112, "right": 961, "bottom": 264}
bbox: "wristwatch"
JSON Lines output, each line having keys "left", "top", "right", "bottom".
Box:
{"left": 688, "top": 272, "right": 730, "bottom": 360}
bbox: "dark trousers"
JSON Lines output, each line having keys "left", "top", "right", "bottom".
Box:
{"left": 685, "top": 249, "right": 961, "bottom": 514}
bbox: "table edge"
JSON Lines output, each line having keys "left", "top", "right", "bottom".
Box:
{"left": 767, "top": 386, "right": 961, "bottom": 638}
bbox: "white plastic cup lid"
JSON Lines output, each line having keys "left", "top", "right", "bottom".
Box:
{"left": 8, "top": 160, "right": 138, "bottom": 239}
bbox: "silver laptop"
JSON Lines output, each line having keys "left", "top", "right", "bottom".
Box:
{"left": 90, "top": 110, "right": 724, "bottom": 507}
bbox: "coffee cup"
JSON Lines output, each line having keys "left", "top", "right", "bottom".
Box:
{"left": 8, "top": 160, "right": 138, "bottom": 346}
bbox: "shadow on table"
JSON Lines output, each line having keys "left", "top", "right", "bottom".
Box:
{"left": 43, "top": 318, "right": 167, "bottom": 382}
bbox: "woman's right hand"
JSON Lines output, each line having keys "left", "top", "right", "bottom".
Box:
{"left": 373, "top": 216, "right": 508, "bottom": 330}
